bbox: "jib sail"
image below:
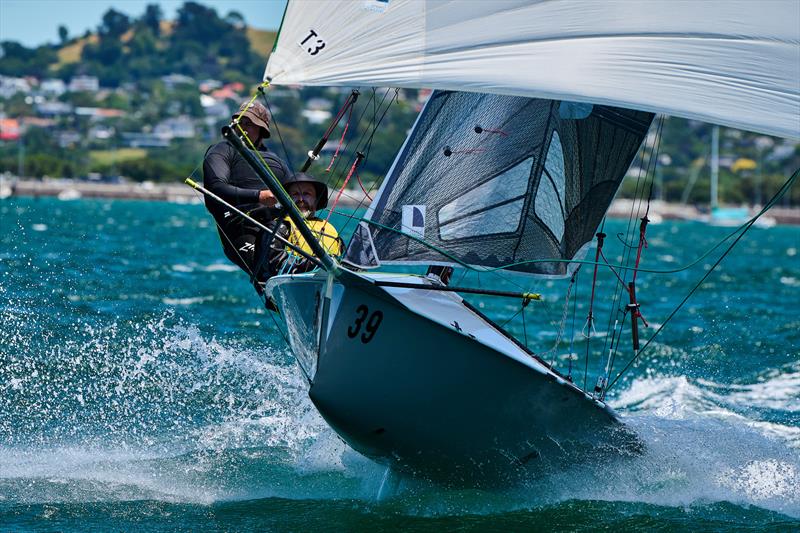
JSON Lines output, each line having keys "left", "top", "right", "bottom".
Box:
{"left": 345, "top": 91, "right": 653, "bottom": 276}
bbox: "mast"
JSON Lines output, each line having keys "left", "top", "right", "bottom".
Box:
{"left": 710, "top": 125, "right": 719, "bottom": 211}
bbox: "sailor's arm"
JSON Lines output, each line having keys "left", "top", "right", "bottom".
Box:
{"left": 203, "top": 145, "right": 275, "bottom": 206}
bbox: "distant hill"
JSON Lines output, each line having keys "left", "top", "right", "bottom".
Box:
{"left": 54, "top": 20, "right": 276, "bottom": 74}
{"left": 245, "top": 28, "right": 277, "bottom": 58}
{"left": 49, "top": 20, "right": 278, "bottom": 78}
{"left": 1, "top": 2, "right": 275, "bottom": 85}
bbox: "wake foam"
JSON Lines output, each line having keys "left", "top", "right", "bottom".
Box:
{"left": 0, "top": 311, "right": 385, "bottom": 504}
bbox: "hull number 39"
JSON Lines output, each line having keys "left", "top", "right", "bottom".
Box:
{"left": 347, "top": 304, "right": 383, "bottom": 343}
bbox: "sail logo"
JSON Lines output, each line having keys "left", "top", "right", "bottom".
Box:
{"left": 402, "top": 205, "right": 425, "bottom": 239}
{"left": 362, "top": 0, "right": 389, "bottom": 13}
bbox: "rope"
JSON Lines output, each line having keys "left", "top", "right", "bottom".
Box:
{"left": 306, "top": 88, "right": 390, "bottom": 220}
{"left": 336, "top": 194, "right": 787, "bottom": 276}
{"left": 355, "top": 171, "right": 372, "bottom": 201}
{"left": 521, "top": 297, "right": 528, "bottom": 347}
{"left": 316, "top": 88, "right": 382, "bottom": 204}
{"left": 599, "top": 248, "right": 629, "bottom": 289}
{"left": 324, "top": 153, "right": 364, "bottom": 226}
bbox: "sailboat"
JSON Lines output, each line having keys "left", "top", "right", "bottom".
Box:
{"left": 703, "top": 125, "right": 777, "bottom": 228}
{"left": 215, "top": 1, "right": 799, "bottom": 485}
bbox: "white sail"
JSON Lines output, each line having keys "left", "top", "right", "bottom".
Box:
{"left": 265, "top": 0, "right": 800, "bottom": 139}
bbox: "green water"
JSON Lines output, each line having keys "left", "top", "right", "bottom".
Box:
{"left": 1, "top": 197, "right": 798, "bottom": 531}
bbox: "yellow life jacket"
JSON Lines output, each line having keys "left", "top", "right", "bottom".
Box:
{"left": 284, "top": 216, "right": 343, "bottom": 259}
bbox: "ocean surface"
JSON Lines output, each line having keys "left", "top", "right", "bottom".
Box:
{"left": 1, "top": 196, "right": 798, "bottom": 531}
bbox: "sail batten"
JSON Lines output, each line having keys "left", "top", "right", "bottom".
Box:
{"left": 266, "top": 0, "right": 799, "bottom": 139}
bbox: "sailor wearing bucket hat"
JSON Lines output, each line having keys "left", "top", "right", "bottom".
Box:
{"left": 260, "top": 172, "right": 344, "bottom": 277}
{"left": 202, "top": 100, "right": 291, "bottom": 280}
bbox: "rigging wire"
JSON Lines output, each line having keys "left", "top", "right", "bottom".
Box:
{"left": 599, "top": 116, "right": 663, "bottom": 383}
{"left": 542, "top": 271, "right": 578, "bottom": 367}
{"left": 602, "top": 116, "right": 664, "bottom": 385}
{"left": 568, "top": 267, "right": 579, "bottom": 382}
{"left": 321, "top": 89, "right": 384, "bottom": 201}
{"left": 606, "top": 166, "right": 799, "bottom": 392}
{"left": 324, "top": 89, "right": 397, "bottom": 223}
{"left": 328, "top": 88, "right": 398, "bottom": 217}
{"left": 340, "top": 188, "right": 784, "bottom": 277}
{"left": 269, "top": 87, "right": 389, "bottom": 224}
{"left": 259, "top": 87, "right": 295, "bottom": 174}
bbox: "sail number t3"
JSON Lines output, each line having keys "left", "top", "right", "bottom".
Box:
{"left": 299, "top": 29, "right": 326, "bottom": 56}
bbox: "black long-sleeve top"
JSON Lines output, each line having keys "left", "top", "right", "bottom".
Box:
{"left": 202, "top": 140, "right": 290, "bottom": 226}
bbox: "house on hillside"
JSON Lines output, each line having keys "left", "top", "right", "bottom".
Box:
{"left": 0, "top": 76, "right": 32, "bottom": 98}
{"left": 302, "top": 97, "right": 334, "bottom": 124}
{"left": 306, "top": 97, "right": 332, "bottom": 111}
{"left": 301, "top": 108, "right": 332, "bottom": 124}
{"left": 161, "top": 73, "right": 195, "bottom": 90}
{"left": 68, "top": 76, "right": 99, "bottom": 93}
{"left": 58, "top": 131, "right": 82, "bottom": 148}
{"left": 200, "top": 94, "right": 230, "bottom": 119}
{"left": 88, "top": 125, "right": 115, "bottom": 140}
{"left": 199, "top": 79, "right": 223, "bottom": 93}
{"left": 121, "top": 132, "right": 170, "bottom": 148}
{"left": 154, "top": 115, "right": 196, "bottom": 140}
{"left": 0, "top": 118, "right": 20, "bottom": 141}
{"left": 74, "top": 107, "right": 126, "bottom": 120}
{"left": 36, "top": 101, "right": 73, "bottom": 116}
{"left": 21, "top": 117, "right": 56, "bottom": 129}
{"left": 40, "top": 79, "right": 67, "bottom": 97}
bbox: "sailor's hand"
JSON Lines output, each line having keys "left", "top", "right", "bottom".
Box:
{"left": 258, "top": 190, "right": 277, "bottom": 206}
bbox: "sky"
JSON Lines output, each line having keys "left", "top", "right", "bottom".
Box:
{"left": 0, "top": 0, "right": 288, "bottom": 48}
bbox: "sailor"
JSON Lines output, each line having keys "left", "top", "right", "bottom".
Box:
{"left": 202, "top": 100, "right": 290, "bottom": 284}
{"left": 263, "top": 172, "right": 344, "bottom": 276}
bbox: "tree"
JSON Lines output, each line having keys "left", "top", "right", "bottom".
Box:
{"left": 225, "top": 11, "right": 245, "bottom": 29}
{"left": 141, "top": 4, "right": 162, "bottom": 35}
{"left": 58, "top": 25, "right": 69, "bottom": 44}
{"left": 0, "top": 41, "right": 57, "bottom": 77}
{"left": 99, "top": 9, "right": 131, "bottom": 39}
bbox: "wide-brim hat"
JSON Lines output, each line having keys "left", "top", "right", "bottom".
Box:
{"left": 283, "top": 172, "right": 329, "bottom": 210}
{"left": 232, "top": 101, "right": 271, "bottom": 138}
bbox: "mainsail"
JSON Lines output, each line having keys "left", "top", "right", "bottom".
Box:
{"left": 345, "top": 91, "right": 653, "bottom": 275}
{"left": 265, "top": 0, "right": 800, "bottom": 140}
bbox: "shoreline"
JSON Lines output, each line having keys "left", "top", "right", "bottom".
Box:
{"left": 2, "top": 177, "right": 799, "bottom": 224}
{"left": 0, "top": 177, "right": 368, "bottom": 208}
